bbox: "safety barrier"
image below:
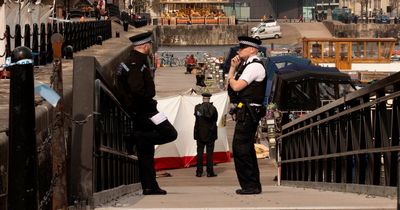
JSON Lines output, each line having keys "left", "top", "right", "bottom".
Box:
{"left": 0, "top": 20, "right": 112, "bottom": 66}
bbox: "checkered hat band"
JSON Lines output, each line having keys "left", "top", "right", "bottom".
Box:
{"left": 132, "top": 37, "right": 152, "bottom": 45}
{"left": 239, "top": 40, "right": 259, "bottom": 48}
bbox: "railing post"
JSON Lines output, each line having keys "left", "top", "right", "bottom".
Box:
{"left": 7, "top": 46, "right": 38, "bottom": 210}
{"left": 398, "top": 152, "right": 400, "bottom": 210}
{"left": 24, "top": 24, "right": 31, "bottom": 48}
{"left": 14, "top": 24, "right": 21, "bottom": 48}
{"left": 47, "top": 23, "right": 53, "bottom": 64}
{"left": 51, "top": 33, "right": 68, "bottom": 209}
{"left": 71, "top": 56, "right": 97, "bottom": 205}
{"left": 39, "top": 23, "right": 46, "bottom": 65}
{"left": 5, "top": 25, "right": 11, "bottom": 58}
{"left": 32, "top": 24, "right": 39, "bottom": 65}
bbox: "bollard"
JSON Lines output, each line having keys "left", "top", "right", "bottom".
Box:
{"left": 96, "top": 35, "right": 103, "bottom": 45}
{"left": 123, "top": 21, "right": 129, "bottom": 32}
{"left": 64, "top": 45, "right": 74, "bottom": 59}
{"left": 271, "top": 43, "right": 274, "bottom": 51}
{"left": 7, "top": 46, "right": 38, "bottom": 210}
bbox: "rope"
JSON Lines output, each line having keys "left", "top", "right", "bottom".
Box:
{"left": 64, "top": 112, "right": 101, "bottom": 125}
{"left": 0, "top": 128, "right": 8, "bottom": 135}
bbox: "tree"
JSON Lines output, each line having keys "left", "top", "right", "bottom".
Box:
{"left": 392, "top": 0, "right": 399, "bottom": 16}
{"left": 150, "top": 0, "right": 161, "bottom": 16}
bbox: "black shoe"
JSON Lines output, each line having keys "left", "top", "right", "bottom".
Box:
{"left": 143, "top": 188, "right": 167, "bottom": 195}
{"left": 196, "top": 171, "right": 203, "bottom": 177}
{"left": 207, "top": 173, "right": 217, "bottom": 177}
{"left": 235, "top": 188, "right": 261, "bottom": 195}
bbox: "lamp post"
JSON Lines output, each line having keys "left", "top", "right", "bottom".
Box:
{"left": 232, "top": 0, "right": 236, "bottom": 17}
{"left": 128, "top": 4, "right": 133, "bottom": 18}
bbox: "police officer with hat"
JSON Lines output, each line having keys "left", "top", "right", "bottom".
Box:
{"left": 227, "top": 36, "right": 266, "bottom": 194}
{"left": 193, "top": 92, "right": 218, "bottom": 177}
{"left": 117, "top": 31, "right": 178, "bottom": 195}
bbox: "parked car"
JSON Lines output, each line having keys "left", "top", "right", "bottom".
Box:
{"left": 375, "top": 15, "right": 390, "bottom": 24}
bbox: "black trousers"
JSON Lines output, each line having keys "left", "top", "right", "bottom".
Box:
{"left": 232, "top": 109, "right": 261, "bottom": 191}
{"left": 186, "top": 64, "right": 195, "bottom": 73}
{"left": 196, "top": 141, "right": 215, "bottom": 174}
{"left": 134, "top": 117, "right": 177, "bottom": 190}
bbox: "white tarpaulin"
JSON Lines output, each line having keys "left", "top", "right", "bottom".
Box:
{"left": 154, "top": 91, "right": 231, "bottom": 170}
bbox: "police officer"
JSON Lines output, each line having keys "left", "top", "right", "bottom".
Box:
{"left": 118, "top": 31, "right": 178, "bottom": 195}
{"left": 194, "top": 92, "right": 218, "bottom": 177}
{"left": 227, "top": 36, "right": 266, "bottom": 195}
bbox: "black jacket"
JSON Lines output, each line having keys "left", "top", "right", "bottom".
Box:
{"left": 194, "top": 102, "right": 218, "bottom": 143}
{"left": 116, "top": 50, "right": 157, "bottom": 115}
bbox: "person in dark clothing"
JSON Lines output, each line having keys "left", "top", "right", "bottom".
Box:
{"left": 116, "top": 31, "right": 178, "bottom": 195}
{"left": 195, "top": 66, "right": 206, "bottom": 87}
{"left": 194, "top": 92, "right": 218, "bottom": 177}
{"left": 227, "top": 36, "right": 266, "bottom": 195}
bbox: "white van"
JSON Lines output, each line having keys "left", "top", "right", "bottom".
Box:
{"left": 250, "top": 20, "right": 277, "bottom": 33}
{"left": 251, "top": 24, "right": 282, "bottom": 40}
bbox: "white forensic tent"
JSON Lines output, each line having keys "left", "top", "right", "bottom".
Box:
{"left": 154, "top": 91, "right": 231, "bottom": 170}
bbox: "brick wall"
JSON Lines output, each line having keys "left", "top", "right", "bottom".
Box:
{"left": 156, "top": 24, "right": 249, "bottom": 46}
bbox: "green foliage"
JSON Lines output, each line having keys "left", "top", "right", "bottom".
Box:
{"left": 150, "top": 0, "right": 161, "bottom": 15}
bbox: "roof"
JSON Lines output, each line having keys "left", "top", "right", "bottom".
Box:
{"left": 269, "top": 63, "right": 355, "bottom": 111}
{"left": 276, "top": 63, "right": 341, "bottom": 75}
{"left": 263, "top": 56, "right": 311, "bottom": 105}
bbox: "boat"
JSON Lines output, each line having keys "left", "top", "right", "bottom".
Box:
{"left": 302, "top": 37, "right": 399, "bottom": 83}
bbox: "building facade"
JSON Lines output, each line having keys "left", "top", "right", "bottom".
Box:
{"left": 339, "top": 0, "right": 395, "bottom": 17}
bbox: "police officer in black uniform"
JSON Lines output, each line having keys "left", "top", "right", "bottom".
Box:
{"left": 117, "top": 31, "right": 178, "bottom": 195}
{"left": 193, "top": 92, "right": 218, "bottom": 177}
{"left": 227, "top": 36, "right": 266, "bottom": 195}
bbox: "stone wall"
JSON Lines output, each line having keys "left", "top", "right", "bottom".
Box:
{"left": 156, "top": 24, "right": 249, "bottom": 46}
{"left": 323, "top": 20, "right": 400, "bottom": 39}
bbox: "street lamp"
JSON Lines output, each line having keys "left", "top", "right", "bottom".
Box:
{"left": 232, "top": 0, "right": 236, "bottom": 17}
{"left": 128, "top": 4, "right": 133, "bottom": 18}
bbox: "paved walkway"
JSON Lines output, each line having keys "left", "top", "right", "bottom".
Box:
{"left": 96, "top": 66, "right": 396, "bottom": 210}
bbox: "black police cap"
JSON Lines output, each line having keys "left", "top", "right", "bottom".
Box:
{"left": 202, "top": 92, "right": 212, "bottom": 98}
{"left": 238, "top": 36, "right": 262, "bottom": 49}
{"left": 129, "top": 31, "right": 153, "bottom": 46}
